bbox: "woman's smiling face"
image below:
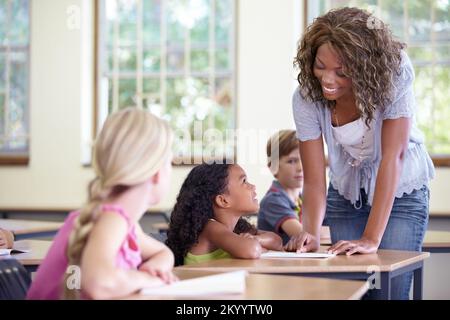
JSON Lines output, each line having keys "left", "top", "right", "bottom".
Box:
{"left": 313, "top": 42, "right": 353, "bottom": 101}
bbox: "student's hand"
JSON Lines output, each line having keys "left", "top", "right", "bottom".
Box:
{"left": 284, "top": 232, "right": 319, "bottom": 253}
{"left": 139, "top": 261, "right": 178, "bottom": 284}
{"left": 327, "top": 238, "right": 379, "bottom": 256}
{"left": 0, "top": 229, "right": 14, "bottom": 249}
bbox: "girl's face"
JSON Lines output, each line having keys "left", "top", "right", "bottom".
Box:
{"left": 313, "top": 43, "right": 353, "bottom": 102}
{"left": 225, "top": 165, "right": 259, "bottom": 214}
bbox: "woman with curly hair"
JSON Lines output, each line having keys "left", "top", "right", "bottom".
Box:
{"left": 166, "top": 163, "right": 283, "bottom": 266}
{"left": 290, "top": 7, "right": 434, "bottom": 299}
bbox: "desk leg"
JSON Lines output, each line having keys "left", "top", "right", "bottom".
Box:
{"left": 380, "top": 272, "right": 391, "bottom": 300}
{"left": 413, "top": 266, "right": 423, "bottom": 300}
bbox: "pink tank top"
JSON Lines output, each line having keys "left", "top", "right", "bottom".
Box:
{"left": 26, "top": 204, "right": 142, "bottom": 300}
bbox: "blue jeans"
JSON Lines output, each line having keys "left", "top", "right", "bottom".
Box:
{"left": 324, "top": 184, "right": 429, "bottom": 300}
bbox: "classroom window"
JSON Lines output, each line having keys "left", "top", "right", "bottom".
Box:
{"left": 0, "top": 0, "right": 30, "bottom": 165}
{"left": 307, "top": 0, "right": 450, "bottom": 166}
{"left": 96, "top": 0, "right": 236, "bottom": 164}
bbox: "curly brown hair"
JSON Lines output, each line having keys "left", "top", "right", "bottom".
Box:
{"left": 294, "top": 7, "right": 406, "bottom": 125}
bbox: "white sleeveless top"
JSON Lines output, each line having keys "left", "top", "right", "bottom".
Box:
{"left": 331, "top": 117, "right": 375, "bottom": 167}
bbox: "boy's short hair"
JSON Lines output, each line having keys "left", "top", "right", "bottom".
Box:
{"left": 266, "top": 130, "right": 299, "bottom": 167}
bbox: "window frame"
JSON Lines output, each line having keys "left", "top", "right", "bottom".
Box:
{"left": 93, "top": 0, "right": 238, "bottom": 166}
{"left": 0, "top": 0, "right": 31, "bottom": 166}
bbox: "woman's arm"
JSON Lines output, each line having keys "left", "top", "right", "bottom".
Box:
{"left": 80, "top": 214, "right": 165, "bottom": 299}
{"left": 297, "top": 137, "right": 327, "bottom": 251}
{"left": 329, "top": 117, "right": 411, "bottom": 255}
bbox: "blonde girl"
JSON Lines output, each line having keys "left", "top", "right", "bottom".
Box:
{"left": 27, "top": 108, "right": 175, "bottom": 299}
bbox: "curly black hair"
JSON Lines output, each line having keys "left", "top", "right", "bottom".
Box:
{"left": 166, "top": 163, "right": 256, "bottom": 266}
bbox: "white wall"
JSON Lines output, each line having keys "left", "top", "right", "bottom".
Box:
{"left": 0, "top": 0, "right": 448, "bottom": 215}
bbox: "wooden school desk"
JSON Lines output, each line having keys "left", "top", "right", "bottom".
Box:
{"left": 177, "top": 248, "right": 430, "bottom": 300}
{"left": 127, "top": 269, "right": 369, "bottom": 300}
{"left": 0, "top": 240, "right": 52, "bottom": 272}
{"left": 0, "top": 219, "right": 62, "bottom": 240}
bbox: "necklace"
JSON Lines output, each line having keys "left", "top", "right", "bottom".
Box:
{"left": 333, "top": 107, "right": 365, "bottom": 167}
{"left": 333, "top": 107, "right": 359, "bottom": 127}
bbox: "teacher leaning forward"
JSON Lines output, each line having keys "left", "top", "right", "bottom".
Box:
{"left": 289, "top": 7, "right": 435, "bottom": 300}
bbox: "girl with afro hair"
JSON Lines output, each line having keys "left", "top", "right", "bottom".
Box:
{"left": 166, "top": 163, "right": 283, "bottom": 266}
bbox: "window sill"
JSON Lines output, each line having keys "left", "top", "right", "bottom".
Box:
{"left": 431, "top": 156, "right": 450, "bottom": 168}
{"left": 0, "top": 155, "right": 29, "bottom": 166}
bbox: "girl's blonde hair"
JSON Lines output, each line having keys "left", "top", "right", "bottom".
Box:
{"left": 63, "top": 107, "right": 173, "bottom": 299}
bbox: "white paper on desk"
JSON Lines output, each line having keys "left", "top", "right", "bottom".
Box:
{"left": 261, "top": 250, "right": 336, "bottom": 259}
{"left": 0, "top": 248, "right": 30, "bottom": 256}
{"left": 140, "top": 270, "right": 247, "bottom": 297}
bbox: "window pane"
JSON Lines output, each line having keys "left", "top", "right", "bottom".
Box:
{"left": 143, "top": 0, "right": 161, "bottom": 44}
{"left": 191, "top": 49, "right": 208, "bottom": 72}
{"left": 9, "top": 52, "right": 27, "bottom": 148}
{"left": 118, "top": 0, "right": 137, "bottom": 46}
{"left": 99, "top": 0, "right": 236, "bottom": 163}
{"left": 0, "top": 53, "right": 5, "bottom": 93}
{"left": 408, "top": 1, "right": 433, "bottom": 43}
{"left": 431, "top": 66, "right": 450, "bottom": 154}
{"left": 215, "top": 77, "right": 232, "bottom": 109}
{"left": 215, "top": 0, "right": 232, "bottom": 43}
{"left": 10, "top": 0, "right": 29, "bottom": 45}
{"left": 118, "top": 48, "right": 137, "bottom": 72}
{"left": 0, "top": 0, "right": 29, "bottom": 155}
{"left": 436, "top": 45, "right": 450, "bottom": 60}
{"left": 167, "top": 3, "right": 184, "bottom": 43}
{"left": 0, "top": 0, "right": 6, "bottom": 44}
{"left": 105, "top": 0, "right": 137, "bottom": 47}
{"left": 118, "top": 79, "right": 137, "bottom": 109}
{"left": 190, "top": 15, "right": 208, "bottom": 44}
{"left": 167, "top": 46, "right": 184, "bottom": 72}
{"left": 215, "top": 48, "right": 229, "bottom": 71}
{"left": 143, "top": 49, "right": 160, "bottom": 72}
{"left": 0, "top": 94, "right": 4, "bottom": 136}
{"left": 409, "top": 46, "right": 434, "bottom": 61}
{"left": 143, "top": 78, "right": 160, "bottom": 110}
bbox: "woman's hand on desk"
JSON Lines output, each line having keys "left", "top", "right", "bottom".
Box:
{"left": 327, "top": 237, "right": 379, "bottom": 256}
{"left": 284, "top": 232, "right": 319, "bottom": 253}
